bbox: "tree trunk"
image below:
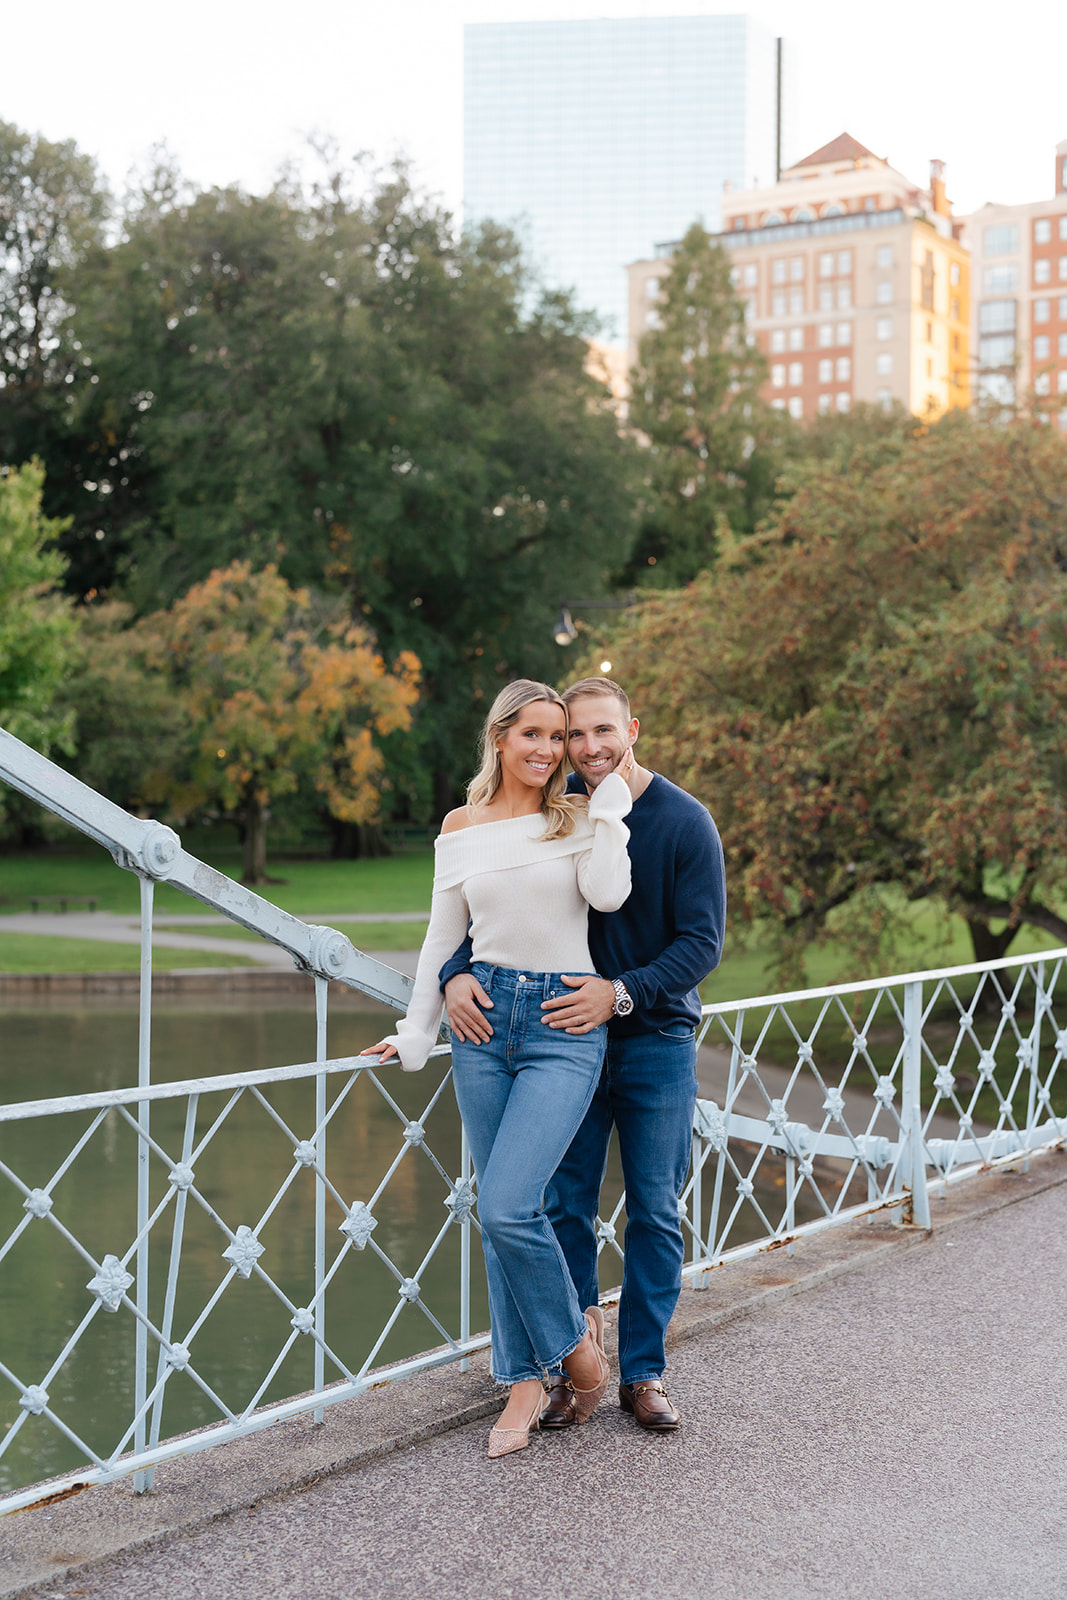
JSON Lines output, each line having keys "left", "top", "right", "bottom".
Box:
{"left": 328, "top": 819, "right": 392, "bottom": 860}
{"left": 242, "top": 795, "right": 268, "bottom": 885}
{"left": 965, "top": 917, "right": 1018, "bottom": 965}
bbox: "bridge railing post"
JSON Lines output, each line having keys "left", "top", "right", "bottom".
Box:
{"left": 901, "top": 980, "right": 931, "bottom": 1229}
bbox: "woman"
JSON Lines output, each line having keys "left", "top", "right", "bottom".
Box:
{"left": 362, "top": 679, "right": 633, "bottom": 1458}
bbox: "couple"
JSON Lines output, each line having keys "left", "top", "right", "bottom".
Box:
{"left": 365, "top": 675, "right": 725, "bottom": 1458}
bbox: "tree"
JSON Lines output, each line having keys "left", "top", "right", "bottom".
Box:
{"left": 583, "top": 412, "right": 1067, "bottom": 975}
{"left": 125, "top": 561, "right": 420, "bottom": 883}
{"left": 624, "top": 223, "right": 791, "bottom": 588}
{"left": 0, "top": 123, "right": 109, "bottom": 594}
{"left": 0, "top": 459, "right": 75, "bottom": 748}
{"left": 59, "top": 159, "right": 639, "bottom": 811}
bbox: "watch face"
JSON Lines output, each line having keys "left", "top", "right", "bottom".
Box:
{"left": 613, "top": 983, "right": 634, "bottom": 1016}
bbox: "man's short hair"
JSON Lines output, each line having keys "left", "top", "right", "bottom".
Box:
{"left": 562, "top": 677, "right": 631, "bottom": 721}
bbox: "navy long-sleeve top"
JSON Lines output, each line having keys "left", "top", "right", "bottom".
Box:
{"left": 439, "top": 770, "right": 726, "bottom": 1037}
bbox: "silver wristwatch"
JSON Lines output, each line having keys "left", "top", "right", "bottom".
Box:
{"left": 611, "top": 979, "right": 635, "bottom": 1017}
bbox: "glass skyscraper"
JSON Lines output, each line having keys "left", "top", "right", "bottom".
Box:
{"left": 463, "top": 14, "right": 786, "bottom": 343}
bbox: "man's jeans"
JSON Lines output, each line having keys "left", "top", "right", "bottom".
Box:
{"left": 451, "top": 963, "right": 606, "bottom": 1384}
{"left": 546, "top": 1025, "right": 698, "bottom": 1385}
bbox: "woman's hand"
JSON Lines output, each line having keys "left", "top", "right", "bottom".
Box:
{"left": 360, "top": 1040, "right": 399, "bottom": 1063}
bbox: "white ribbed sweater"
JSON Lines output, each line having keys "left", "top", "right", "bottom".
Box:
{"left": 387, "top": 772, "right": 633, "bottom": 1071}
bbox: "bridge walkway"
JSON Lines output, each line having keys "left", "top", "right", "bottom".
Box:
{"left": 6, "top": 1157, "right": 1066, "bottom": 1600}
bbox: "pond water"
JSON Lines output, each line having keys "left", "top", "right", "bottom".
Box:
{"left": 0, "top": 1001, "right": 808, "bottom": 1491}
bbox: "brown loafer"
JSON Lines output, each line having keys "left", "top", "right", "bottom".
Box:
{"left": 619, "top": 1380, "right": 681, "bottom": 1431}
{"left": 539, "top": 1377, "right": 578, "bottom": 1429}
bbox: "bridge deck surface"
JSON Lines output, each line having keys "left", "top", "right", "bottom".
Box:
{"left": 4, "top": 1155, "right": 1065, "bottom": 1600}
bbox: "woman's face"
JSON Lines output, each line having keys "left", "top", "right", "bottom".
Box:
{"left": 496, "top": 700, "right": 567, "bottom": 792}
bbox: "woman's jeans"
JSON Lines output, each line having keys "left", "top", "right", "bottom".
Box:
{"left": 451, "top": 964, "right": 606, "bottom": 1384}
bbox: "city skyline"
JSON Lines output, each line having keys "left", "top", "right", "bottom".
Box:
{"left": 2, "top": 0, "right": 1064, "bottom": 231}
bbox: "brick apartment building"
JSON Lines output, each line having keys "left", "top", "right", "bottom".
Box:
{"left": 963, "top": 140, "right": 1067, "bottom": 419}
{"left": 628, "top": 133, "right": 971, "bottom": 422}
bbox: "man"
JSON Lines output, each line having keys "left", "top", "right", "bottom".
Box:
{"left": 442, "top": 677, "right": 725, "bottom": 1431}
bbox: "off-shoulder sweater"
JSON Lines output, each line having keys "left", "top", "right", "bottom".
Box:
{"left": 386, "top": 772, "right": 633, "bottom": 1071}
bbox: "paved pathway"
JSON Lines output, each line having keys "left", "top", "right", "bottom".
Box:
{"left": 23, "top": 1176, "right": 1067, "bottom": 1600}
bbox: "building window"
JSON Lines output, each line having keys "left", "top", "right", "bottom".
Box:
{"left": 788, "top": 395, "right": 803, "bottom": 418}
{"left": 762, "top": 212, "right": 784, "bottom": 227}
{"left": 771, "top": 363, "right": 786, "bottom": 388}
{"left": 1059, "top": 332, "right": 1067, "bottom": 357}
{"left": 1035, "top": 259, "right": 1052, "bottom": 285}
{"left": 836, "top": 356, "right": 851, "bottom": 381}
{"left": 819, "top": 252, "right": 834, "bottom": 278}
{"left": 732, "top": 217, "right": 747, "bottom": 230}
{"left": 771, "top": 397, "right": 787, "bottom": 410}
{"left": 921, "top": 251, "right": 935, "bottom": 310}
{"left": 1034, "top": 335, "right": 1051, "bottom": 360}
{"left": 926, "top": 321, "right": 933, "bottom": 342}
{"left": 979, "top": 334, "right": 1015, "bottom": 366}
{"left": 1035, "top": 219, "right": 1052, "bottom": 245}
{"left": 793, "top": 207, "right": 815, "bottom": 224}
{"left": 818, "top": 323, "right": 834, "bottom": 347}
{"left": 864, "top": 197, "right": 876, "bottom": 211}
{"left": 745, "top": 297, "right": 756, "bottom": 321}
{"left": 983, "top": 224, "right": 1019, "bottom": 255}
{"left": 818, "top": 393, "right": 833, "bottom": 414}
{"left": 876, "top": 317, "right": 892, "bottom": 340}
{"left": 837, "top": 322, "right": 852, "bottom": 345}
{"left": 876, "top": 352, "right": 892, "bottom": 376}
{"left": 1034, "top": 299, "right": 1051, "bottom": 323}
{"left": 876, "top": 281, "right": 893, "bottom": 304}
{"left": 818, "top": 358, "right": 833, "bottom": 383}
{"left": 772, "top": 291, "right": 787, "bottom": 316}
{"left": 1060, "top": 296, "right": 1067, "bottom": 319}
{"left": 836, "top": 392, "right": 851, "bottom": 412}
{"left": 644, "top": 277, "right": 661, "bottom": 299}
{"left": 772, "top": 259, "right": 788, "bottom": 285}
{"left": 1059, "top": 370, "right": 1067, "bottom": 395}
{"left": 1035, "top": 372, "right": 1051, "bottom": 395}
{"left": 743, "top": 263, "right": 758, "bottom": 287}
{"left": 790, "top": 257, "right": 804, "bottom": 282}
{"left": 836, "top": 285, "right": 851, "bottom": 310}
{"left": 1060, "top": 258, "right": 1067, "bottom": 281}
{"left": 818, "top": 286, "right": 834, "bottom": 311}
{"left": 788, "top": 326, "right": 804, "bottom": 351}
{"left": 950, "top": 261, "right": 961, "bottom": 286}
{"left": 876, "top": 245, "right": 893, "bottom": 269}
{"left": 951, "top": 296, "right": 960, "bottom": 321}
{"left": 978, "top": 300, "right": 1016, "bottom": 333}
{"left": 788, "top": 361, "right": 803, "bottom": 386}
{"left": 1061, "top": 217, "right": 1067, "bottom": 241}
{"left": 823, "top": 203, "right": 845, "bottom": 218}
{"left": 770, "top": 329, "right": 787, "bottom": 353}
{"left": 837, "top": 250, "right": 852, "bottom": 275}
{"left": 984, "top": 264, "right": 1019, "bottom": 293}
{"left": 645, "top": 310, "right": 661, "bottom": 329}
{"left": 926, "top": 357, "right": 934, "bottom": 378}
{"left": 790, "top": 290, "right": 804, "bottom": 315}
{"left": 876, "top": 387, "right": 893, "bottom": 410}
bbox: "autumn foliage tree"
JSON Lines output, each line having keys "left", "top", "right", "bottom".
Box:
{"left": 588, "top": 412, "right": 1067, "bottom": 974}
{"left": 127, "top": 562, "right": 419, "bottom": 883}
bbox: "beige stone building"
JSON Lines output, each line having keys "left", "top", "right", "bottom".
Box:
{"left": 628, "top": 134, "right": 971, "bottom": 422}
{"left": 962, "top": 140, "right": 1067, "bottom": 418}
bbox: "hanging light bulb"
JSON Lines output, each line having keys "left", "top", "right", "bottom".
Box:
{"left": 553, "top": 606, "right": 578, "bottom": 645}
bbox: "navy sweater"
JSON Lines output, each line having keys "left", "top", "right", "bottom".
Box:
{"left": 438, "top": 771, "right": 726, "bottom": 1037}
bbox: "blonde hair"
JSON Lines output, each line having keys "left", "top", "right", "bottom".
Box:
{"left": 467, "top": 680, "right": 584, "bottom": 840}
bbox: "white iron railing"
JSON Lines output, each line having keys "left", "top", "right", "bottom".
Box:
{"left": 1, "top": 726, "right": 1065, "bottom": 1513}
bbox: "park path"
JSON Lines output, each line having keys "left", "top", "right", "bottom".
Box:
{"left": 18, "top": 1171, "right": 1067, "bottom": 1600}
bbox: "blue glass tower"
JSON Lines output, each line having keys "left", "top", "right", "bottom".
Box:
{"left": 463, "top": 14, "right": 784, "bottom": 343}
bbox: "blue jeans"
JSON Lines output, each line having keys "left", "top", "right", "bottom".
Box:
{"left": 451, "top": 964, "right": 607, "bottom": 1384}
{"left": 546, "top": 1025, "right": 698, "bottom": 1385}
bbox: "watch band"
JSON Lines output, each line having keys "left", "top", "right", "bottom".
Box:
{"left": 611, "top": 979, "right": 635, "bottom": 1017}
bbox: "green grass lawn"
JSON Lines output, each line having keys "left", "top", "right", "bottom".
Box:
{"left": 0, "top": 931, "right": 259, "bottom": 974}
{"left": 0, "top": 844, "right": 435, "bottom": 918}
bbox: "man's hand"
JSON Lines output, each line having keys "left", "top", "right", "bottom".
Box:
{"left": 541, "top": 974, "right": 616, "bottom": 1033}
{"left": 445, "top": 973, "right": 494, "bottom": 1043}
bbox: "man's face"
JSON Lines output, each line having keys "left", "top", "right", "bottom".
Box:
{"left": 565, "top": 694, "right": 639, "bottom": 790}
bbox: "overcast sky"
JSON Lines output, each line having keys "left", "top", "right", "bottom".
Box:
{"left": 4, "top": 0, "right": 1064, "bottom": 222}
